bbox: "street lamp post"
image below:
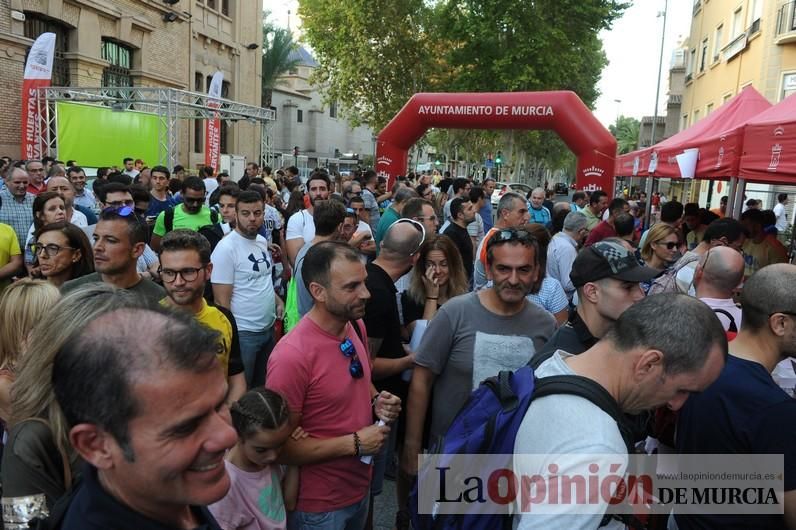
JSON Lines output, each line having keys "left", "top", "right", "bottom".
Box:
{"left": 644, "top": 0, "right": 668, "bottom": 229}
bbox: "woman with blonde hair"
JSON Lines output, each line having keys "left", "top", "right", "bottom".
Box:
{"left": 402, "top": 234, "right": 469, "bottom": 334}
{"left": 0, "top": 279, "right": 60, "bottom": 422}
{"left": 640, "top": 223, "right": 679, "bottom": 271}
{"left": 1, "top": 284, "right": 138, "bottom": 528}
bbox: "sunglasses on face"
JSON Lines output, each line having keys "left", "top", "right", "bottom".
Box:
{"left": 106, "top": 199, "right": 135, "bottom": 208}
{"left": 340, "top": 338, "right": 364, "bottom": 379}
{"left": 655, "top": 241, "right": 678, "bottom": 250}
{"left": 183, "top": 196, "right": 206, "bottom": 205}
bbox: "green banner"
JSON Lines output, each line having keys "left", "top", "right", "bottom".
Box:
{"left": 55, "top": 102, "right": 160, "bottom": 168}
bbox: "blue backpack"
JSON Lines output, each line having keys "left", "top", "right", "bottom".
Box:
{"left": 409, "top": 352, "right": 634, "bottom": 530}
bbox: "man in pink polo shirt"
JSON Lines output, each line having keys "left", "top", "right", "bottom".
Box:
{"left": 267, "top": 241, "right": 401, "bottom": 529}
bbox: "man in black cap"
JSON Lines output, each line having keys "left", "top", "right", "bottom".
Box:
{"left": 534, "top": 239, "right": 659, "bottom": 358}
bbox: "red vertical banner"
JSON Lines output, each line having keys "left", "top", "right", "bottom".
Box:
{"left": 205, "top": 71, "right": 223, "bottom": 171}
{"left": 21, "top": 33, "right": 56, "bottom": 160}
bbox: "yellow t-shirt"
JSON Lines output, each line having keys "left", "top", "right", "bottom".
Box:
{"left": 742, "top": 238, "right": 788, "bottom": 278}
{"left": 0, "top": 224, "right": 21, "bottom": 294}
{"left": 160, "top": 299, "right": 233, "bottom": 375}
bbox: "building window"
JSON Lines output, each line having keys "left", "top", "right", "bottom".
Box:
{"left": 693, "top": 109, "right": 700, "bottom": 124}
{"left": 101, "top": 40, "right": 133, "bottom": 88}
{"left": 700, "top": 38, "right": 708, "bottom": 72}
{"left": 24, "top": 14, "right": 70, "bottom": 87}
{"left": 297, "top": 109, "right": 303, "bottom": 123}
{"left": 706, "top": 103, "right": 714, "bottom": 115}
{"left": 222, "top": 0, "right": 230, "bottom": 16}
{"left": 329, "top": 100, "right": 338, "bottom": 119}
{"left": 687, "top": 49, "right": 696, "bottom": 75}
{"left": 207, "top": 0, "right": 216, "bottom": 9}
{"left": 713, "top": 25, "right": 723, "bottom": 61}
{"left": 194, "top": 72, "right": 204, "bottom": 153}
{"left": 783, "top": 73, "right": 796, "bottom": 101}
{"left": 681, "top": 114, "right": 688, "bottom": 130}
{"left": 749, "top": 0, "right": 762, "bottom": 25}
{"left": 732, "top": 7, "right": 743, "bottom": 38}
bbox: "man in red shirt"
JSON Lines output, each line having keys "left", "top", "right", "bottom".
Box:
{"left": 25, "top": 160, "right": 46, "bottom": 195}
{"left": 584, "top": 197, "right": 629, "bottom": 247}
{"left": 267, "top": 241, "right": 401, "bottom": 529}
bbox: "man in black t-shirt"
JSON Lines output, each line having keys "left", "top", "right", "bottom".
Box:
{"left": 443, "top": 197, "right": 476, "bottom": 283}
{"left": 676, "top": 263, "right": 796, "bottom": 529}
{"left": 363, "top": 218, "right": 425, "bottom": 509}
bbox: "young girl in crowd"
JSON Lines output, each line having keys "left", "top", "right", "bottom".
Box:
{"left": 209, "top": 388, "right": 299, "bottom": 530}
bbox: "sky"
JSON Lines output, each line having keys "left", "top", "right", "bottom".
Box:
{"left": 593, "top": 0, "right": 693, "bottom": 127}
{"left": 265, "top": 0, "right": 692, "bottom": 128}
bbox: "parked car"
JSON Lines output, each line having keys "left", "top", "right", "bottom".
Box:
{"left": 491, "top": 182, "right": 532, "bottom": 208}
{"left": 554, "top": 182, "right": 569, "bottom": 195}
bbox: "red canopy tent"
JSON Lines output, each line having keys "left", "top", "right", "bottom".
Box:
{"left": 739, "top": 92, "right": 796, "bottom": 184}
{"left": 615, "top": 86, "right": 771, "bottom": 179}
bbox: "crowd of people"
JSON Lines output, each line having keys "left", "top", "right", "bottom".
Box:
{"left": 0, "top": 154, "right": 794, "bottom": 530}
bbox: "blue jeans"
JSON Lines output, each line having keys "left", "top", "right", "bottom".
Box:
{"left": 288, "top": 494, "right": 369, "bottom": 530}
{"left": 238, "top": 329, "right": 274, "bottom": 388}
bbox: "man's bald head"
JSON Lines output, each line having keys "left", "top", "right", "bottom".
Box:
{"left": 698, "top": 246, "right": 745, "bottom": 294}
{"left": 380, "top": 220, "right": 424, "bottom": 261}
{"left": 741, "top": 264, "right": 796, "bottom": 333}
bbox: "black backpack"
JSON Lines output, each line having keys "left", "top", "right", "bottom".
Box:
{"left": 163, "top": 207, "right": 223, "bottom": 251}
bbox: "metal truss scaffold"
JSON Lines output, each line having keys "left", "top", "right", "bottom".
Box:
{"left": 37, "top": 86, "right": 276, "bottom": 169}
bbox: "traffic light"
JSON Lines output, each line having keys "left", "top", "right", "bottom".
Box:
{"left": 496, "top": 151, "right": 503, "bottom": 165}
{"left": 435, "top": 158, "right": 441, "bottom": 166}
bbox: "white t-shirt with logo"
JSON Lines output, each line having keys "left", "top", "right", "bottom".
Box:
{"left": 285, "top": 209, "right": 315, "bottom": 243}
{"left": 210, "top": 230, "right": 276, "bottom": 332}
{"left": 263, "top": 204, "right": 283, "bottom": 245}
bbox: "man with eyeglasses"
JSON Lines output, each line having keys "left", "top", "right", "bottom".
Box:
{"left": 402, "top": 228, "right": 555, "bottom": 484}
{"left": 693, "top": 245, "right": 745, "bottom": 333}
{"left": 547, "top": 211, "right": 588, "bottom": 302}
{"left": 158, "top": 229, "right": 246, "bottom": 405}
{"left": 267, "top": 241, "right": 401, "bottom": 529}
{"left": 675, "top": 264, "right": 796, "bottom": 530}
{"left": 25, "top": 160, "right": 46, "bottom": 195}
{"left": 285, "top": 171, "right": 331, "bottom": 267}
{"left": 151, "top": 176, "right": 219, "bottom": 253}
{"left": 401, "top": 198, "right": 439, "bottom": 236}
{"left": 62, "top": 207, "right": 165, "bottom": 304}
{"left": 211, "top": 191, "right": 283, "bottom": 388}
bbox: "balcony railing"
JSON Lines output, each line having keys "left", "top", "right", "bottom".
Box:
{"left": 777, "top": 1, "right": 796, "bottom": 38}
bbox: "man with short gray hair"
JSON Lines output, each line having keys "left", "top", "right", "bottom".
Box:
{"left": 515, "top": 294, "right": 726, "bottom": 529}
{"left": 676, "top": 263, "right": 796, "bottom": 529}
{"left": 528, "top": 187, "right": 551, "bottom": 225}
{"left": 547, "top": 210, "right": 588, "bottom": 301}
{"left": 0, "top": 167, "right": 34, "bottom": 249}
{"left": 375, "top": 185, "right": 419, "bottom": 254}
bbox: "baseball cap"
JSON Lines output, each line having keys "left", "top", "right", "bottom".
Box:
{"left": 570, "top": 240, "right": 659, "bottom": 288}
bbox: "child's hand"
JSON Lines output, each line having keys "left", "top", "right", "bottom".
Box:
{"left": 291, "top": 426, "right": 309, "bottom": 440}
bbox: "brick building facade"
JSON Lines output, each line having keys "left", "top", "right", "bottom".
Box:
{"left": 0, "top": 0, "right": 262, "bottom": 168}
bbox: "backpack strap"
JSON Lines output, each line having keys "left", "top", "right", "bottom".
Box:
{"left": 164, "top": 207, "right": 175, "bottom": 233}
{"left": 210, "top": 209, "right": 218, "bottom": 224}
{"left": 712, "top": 308, "right": 738, "bottom": 333}
{"left": 533, "top": 375, "right": 635, "bottom": 453}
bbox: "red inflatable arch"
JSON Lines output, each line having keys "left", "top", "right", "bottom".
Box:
{"left": 375, "top": 91, "right": 616, "bottom": 191}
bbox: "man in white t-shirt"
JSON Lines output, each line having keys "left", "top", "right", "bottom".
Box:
{"left": 201, "top": 165, "right": 219, "bottom": 205}
{"left": 513, "top": 294, "right": 726, "bottom": 529}
{"left": 285, "top": 171, "right": 330, "bottom": 266}
{"left": 694, "top": 245, "right": 744, "bottom": 332}
{"left": 774, "top": 193, "right": 789, "bottom": 232}
{"left": 211, "top": 190, "right": 283, "bottom": 388}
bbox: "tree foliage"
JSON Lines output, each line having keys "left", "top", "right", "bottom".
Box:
{"left": 262, "top": 14, "right": 300, "bottom": 107}
{"left": 298, "top": 0, "right": 628, "bottom": 169}
{"left": 609, "top": 115, "right": 641, "bottom": 154}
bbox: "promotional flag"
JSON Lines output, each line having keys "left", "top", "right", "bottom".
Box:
{"left": 21, "top": 32, "right": 56, "bottom": 160}
{"left": 204, "top": 71, "right": 223, "bottom": 171}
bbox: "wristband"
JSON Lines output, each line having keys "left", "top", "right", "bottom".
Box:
{"left": 426, "top": 297, "right": 438, "bottom": 300}
{"left": 353, "top": 432, "right": 362, "bottom": 457}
